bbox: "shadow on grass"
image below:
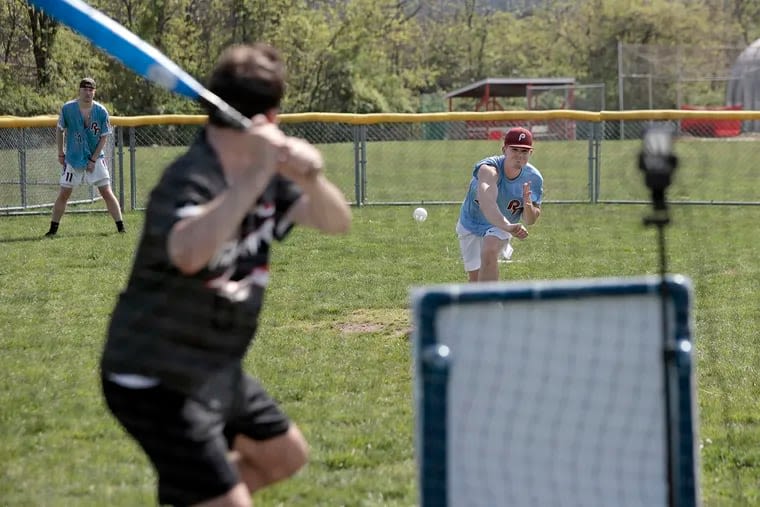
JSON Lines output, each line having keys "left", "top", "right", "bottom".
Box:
{"left": 0, "top": 231, "right": 123, "bottom": 243}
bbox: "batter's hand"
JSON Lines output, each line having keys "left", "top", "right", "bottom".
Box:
{"left": 246, "top": 115, "right": 287, "bottom": 176}
{"left": 277, "top": 137, "right": 323, "bottom": 183}
{"left": 507, "top": 223, "right": 528, "bottom": 239}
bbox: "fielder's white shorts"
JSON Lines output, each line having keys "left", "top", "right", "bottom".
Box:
{"left": 59, "top": 159, "right": 111, "bottom": 188}
{"left": 456, "top": 220, "right": 513, "bottom": 272}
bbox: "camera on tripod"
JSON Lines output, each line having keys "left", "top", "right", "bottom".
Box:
{"left": 639, "top": 126, "right": 679, "bottom": 212}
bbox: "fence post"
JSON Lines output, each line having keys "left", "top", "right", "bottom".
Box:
{"left": 129, "top": 127, "right": 137, "bottom": 210}
{"left": 18, "top": 128, "right": 27, "bottom": 209}
{"left": 587, "top": 124, "right": 594, "bottom": 203}
{"left": 116, "top": 126, "right": 125, "bottom": 211}
{"left": 352, "top": 124, "right": 368, "bottom": 206}
{"left": 587, "top": 121, "right": 602, "bottom": 203}
{"left": 360, "top": 125, "right": 367, "bottom": 206}
{"left": 352, "top": 125, "right": 362, "bottom": 206}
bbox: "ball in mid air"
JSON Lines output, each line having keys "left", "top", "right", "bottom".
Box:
{"left": 413, "top": 207, "right": 428, "bottom": 222}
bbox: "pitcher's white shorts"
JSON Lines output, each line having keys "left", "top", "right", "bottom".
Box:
{"left": 59, "top": 159, "right": 111, "bottom": 188}
{"left": 456, "top": 220, "right": 513, "bottom": 272}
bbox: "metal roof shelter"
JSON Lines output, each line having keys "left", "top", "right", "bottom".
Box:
{"left": 444, "top": 77, "right": 576, "bottom": 111}
{"left": 728, "top": 38, "right": 760, "bottom": 132}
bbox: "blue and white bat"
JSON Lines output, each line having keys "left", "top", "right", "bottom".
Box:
{"left": 27, "top": 0, "right": 250, "bottom": 129}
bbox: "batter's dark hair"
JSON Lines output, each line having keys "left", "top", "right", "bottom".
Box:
{"left": 204, "top": 43, "right": 286, "bottom": 127}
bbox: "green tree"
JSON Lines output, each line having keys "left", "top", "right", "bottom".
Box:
{"left": 0, "top": 0, "right": 750, "bottom": 115}
{"left": 709, "top": 0, "right": 760, "bottom": 44}
{"left": 533, "top": 0, "right": 727, "bottom": 109}
{"left": 279, "top": 0, "right": 421, "bottom": 112}
{"left": 0, "top": 0, "right": 62, "bottom": 114}
{"left": 26, "top": 2, "right": 58, "bottom": 87}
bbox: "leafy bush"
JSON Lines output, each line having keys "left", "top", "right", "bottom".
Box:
{"left": 0, "top": 67, "right": 59, "bottom": 115}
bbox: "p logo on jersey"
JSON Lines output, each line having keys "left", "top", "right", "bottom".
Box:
{"left": 507, "top": 199, "right": 522, "bottom": 215}
{"left": 504, "top": 127, "right": 533, "bottom": 149}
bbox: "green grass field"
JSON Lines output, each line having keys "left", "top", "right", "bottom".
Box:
{"left": 1, "top": 200, "right": 758, "bottom": 506}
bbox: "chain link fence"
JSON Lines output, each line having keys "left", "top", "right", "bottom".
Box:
{"left": 2, "top": 111, "right": 759, "bottom": 215}
{"left": 0, "top": 118, "right": 118, "bottom": 213}
{"left": 618, "top": 42, "right": 745, "bottom": 110}
{"left": 528, "top": 83, "right": 606, "bottom": 112}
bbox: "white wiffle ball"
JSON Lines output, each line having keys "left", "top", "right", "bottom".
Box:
{"left": 413, "top": 207, "right": 428, "bottom": 222}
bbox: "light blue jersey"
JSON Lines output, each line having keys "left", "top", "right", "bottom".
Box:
{"left": 58, "top": 100, "right": 111, "bottom": 169}
{"left": 459, "top": 155, "right": 544, "bottom": 236}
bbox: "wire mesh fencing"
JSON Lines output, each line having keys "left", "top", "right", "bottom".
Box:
{"left": 0, "top": 122, "right": 117, "bottom": 213}
{"left": 2, "top": 110, "right": 759, "bottom": 215}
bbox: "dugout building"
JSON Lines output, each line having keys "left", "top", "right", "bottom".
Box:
{"left": 444, "top": 77, "right": 604, "bottom": 141}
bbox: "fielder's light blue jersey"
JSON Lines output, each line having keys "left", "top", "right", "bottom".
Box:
{"left": 58, "top": 100, "right": 111, "bottom": 169}
{"left": 459, "top": 155, "right": 544, "bottom": 236}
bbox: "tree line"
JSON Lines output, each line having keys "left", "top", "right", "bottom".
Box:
{"left": 1, "top": 0, "right": 759, "bottom": 116}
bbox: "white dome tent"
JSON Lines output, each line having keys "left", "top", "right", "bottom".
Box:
{"left": 727, "top": 38, "right": 760, "bottom": 132}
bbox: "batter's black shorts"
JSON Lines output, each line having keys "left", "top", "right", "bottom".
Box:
{"left": 101, "top": 368, "right": 290, "bottom": 506}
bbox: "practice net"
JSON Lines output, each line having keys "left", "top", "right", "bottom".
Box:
{"left": 412, "top": 276, "right": 698, "bottom": 507}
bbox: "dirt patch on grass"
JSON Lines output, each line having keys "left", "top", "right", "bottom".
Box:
{"left": 336, "top": 308, "right": 411, "bottom": 338}
{"left": 338, "top": 322, "right": 384, "bottom": 333}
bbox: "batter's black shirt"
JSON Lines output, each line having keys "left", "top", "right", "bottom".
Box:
{"left": 101, "top": 129, "right": 301, "bottom": 394}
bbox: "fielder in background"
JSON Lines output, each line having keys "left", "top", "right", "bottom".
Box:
{"left": 100, "top": 43, "right": 351, "bottom": 507}
{"left": 45, "top": 77, "right": 125, "bottom": 237}
{"left": 456, "top": 126, "right": 544, "bottom": 282}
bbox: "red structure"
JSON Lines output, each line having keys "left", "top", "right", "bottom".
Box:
{"left": 444, "top": 77, "right": 577, "bottom": 140}
{"left": 444, "top": 77, "right": 577, "bottom": 111}
{"left": 680, "top": 104, "right": 742, "bottom": 137}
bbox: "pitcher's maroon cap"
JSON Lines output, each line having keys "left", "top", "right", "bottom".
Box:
{"left": 504, "top": 127, "right": 533, "bottom": 149}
